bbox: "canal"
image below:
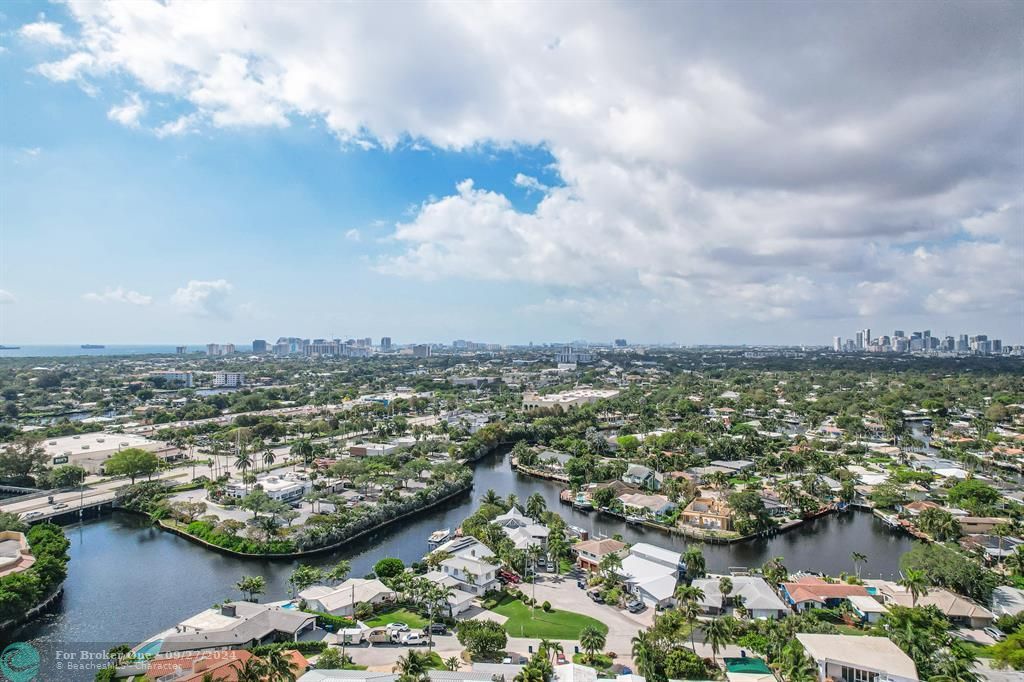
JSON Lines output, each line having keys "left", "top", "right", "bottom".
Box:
{"left": 14, "top": 447, "right": 919, "bottom": 655}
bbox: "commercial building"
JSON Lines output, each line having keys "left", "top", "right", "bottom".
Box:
{"left": 348, "top": 442, "right": 400, "bottom": 457}
{"left": 252, "top": 339, "right": 268, "bottom": 353}
{"left": 380, "top": 337, "right": 392, "bottom": 352}
{"left": 40, "top": 432, "right": 182, "bottom": 474}
{"left": 212, "top": 371, "right": 245, "bottom": 388}
{"left": 796, "top": 633, "right": 919, "bottom": 682}
{"left": 206, "top": 343, "right": 236, "bottom": 356}
{"left": 148, "top": 370, "right": 194, "bottom": 388}
{"left": 224, "top": 473, "right": 312, "bottom": 502}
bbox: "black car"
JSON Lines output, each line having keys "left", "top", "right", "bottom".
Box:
{"left": 423, "top": 623, "right": 448, "bottom": 635}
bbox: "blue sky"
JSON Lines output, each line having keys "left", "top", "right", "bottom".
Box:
{"left": 1, "top": 1, "right": 1021, "bottom": 345}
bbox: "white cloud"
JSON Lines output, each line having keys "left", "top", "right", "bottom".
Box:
{"left": 344, "top": 228, "right": 361, "bottom": 242}
{"left": 513, "top": 173, "right": 548, "bottom": 193}
{"left": 31, "top": 2, "right": 1024, "bottom": 329}
{"left": 170, "top": 279, "right": 233, "bottom": 318}
{"left": 107, "top": 93, "right": 147, "bottom": 128}
{"left": 82, "top": 287, "right": 152, "bottom": 305}
{"left": 155, "top": 112, "right": 202, "bottom": 138}
{"left": 0, "top": 290, "right": 15, "bottom": 304}
{"left": 19, "top": 21, "right": 72, "bottom": 47}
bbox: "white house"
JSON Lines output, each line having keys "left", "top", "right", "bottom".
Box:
{"left": 691, "top": 575, "right": 788, "bottom": 619}
{"left": 433, "top": 536, "right": 500, "bottom": 595}
{"left": 796, "top": 633, "right": 918, "bottom": 682}
{"left": 299, "top": 578, "right": 395, "bottom": 616}
{"left": 225, "top": 473, "right": 312, "bottom": 502}
{"left": 491, "top": 507, "right": 550, "bottom": 549}
{"left": 618, "top": 543, "right": 681, "bottom": 608}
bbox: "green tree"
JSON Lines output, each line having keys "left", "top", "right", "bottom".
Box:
{"left": 103, "top": 448, "right": 160, "bottom": 484}
{"left": 990, "top": 631, "right": 1024, "bottom": 671}
{"left": 327, "top": 560, "right": 352, "bottom": 584}
{"left": 700, "top": 617, "right": 734, "bottom": 664}
{"left": 236, "top": 575, "right": 266, "bottom": 602}
{"left": 374, "top": 557, "right": 405, "bottom": 579}
{"left": 579, "top": 625, "right": 606, "bottom": 663}
{"left": 898, "top": 568, "right": 929, "bottom": 607}
{"left": 682, "top": 546, "right": 706, "bottom": 580}
{"left": 288, "top": 564, "right": 325, "bottom": 598}
{"left": 317, "top": 647, "right": 343, "bottom": 669}
{"left": 630, "top": 630, "right": 661, "bottom": 682}
{"left": 526, "top": 492, "right": 547, "bottom": 520}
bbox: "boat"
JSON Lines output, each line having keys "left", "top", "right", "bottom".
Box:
{"left": 566, "top": 525, "right": 589, "bottom": 540}
{"left": 572, "top": 493, "right": 594, "bottom": 512}
{"left": 81, "top": 344, "right": 106, "bottom": 349}
{"left": 0, "top": 345, "right": 19, "bottom": 350}
{"left": 427, "top": 528, "right": 451, "bottom": 547}
{"left": 625, "top": 515, "right": 646, "bottom": 525}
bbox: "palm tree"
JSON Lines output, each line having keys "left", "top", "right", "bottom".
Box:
{"left": 394, "top": 650, "right": 430, "bottom": 681}
{"left": 675, "top": 584, "right": 705, "bottom": 652}
{"left": 630, "top": 631, "right": 659, "bottom": 681}
{"left": 719, "top": 576, "right": 733, "bottom": 607}
{"left": 262, "top": 448, "right": 276, "bottom": 471}
{"left": 444, "top": 656, "right": 461, "bottom": 671}
{"left": 701, "top": 617, "right": 734, "bottom": 664}
{"left": 264, "top": 649, "right": 299, "bottom": 682}
{"left": 235, "top": 451, "right": 253, "bottom": 490}
{"left": 850, "top": 551, "right": 867, "bottom": 579}
{"left": 481, "top": 489, "right": 502, "bottom": 506}
{"left": 526, "top": 492, "right": 547, "bottom": 520}
{"left": 682, "top": 546, "right": 706, "bottom": 580}
{"left": 580, "top": 625, "right": 606, "bottom": 663}
{"left": 327, "top": 560, "right": 351, "bottom": 584}
{"left": 898, "top": 568, "right": 929, "bottom": 606}
{"left": 235, "top": 575, "right": 266, "bottom": 602}
{"left": 230, "top": 657, "right": 269, "bottom": 682}
{"left": 506, "top": 493, "right": 519, "bottom": 511}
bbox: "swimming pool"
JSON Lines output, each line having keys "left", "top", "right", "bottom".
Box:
{"left": 135, "top": 639, "right": 162, "bottom": 657}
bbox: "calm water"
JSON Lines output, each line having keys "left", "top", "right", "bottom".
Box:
{"left": 12, "top": 448, "right": 918, "bottom": 674}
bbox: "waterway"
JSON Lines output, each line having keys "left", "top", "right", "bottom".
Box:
{"left": 12, "top": 448, "right": 919, "bottom": 660}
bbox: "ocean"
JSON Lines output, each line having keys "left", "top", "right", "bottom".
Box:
{"left": 0, "top": 345, "right": 250, "bottom": 358}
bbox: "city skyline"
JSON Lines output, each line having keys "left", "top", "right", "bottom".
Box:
{"left": 1, "top": 2, "right": 1021, "bottom": 345}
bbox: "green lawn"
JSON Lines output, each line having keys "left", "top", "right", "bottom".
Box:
{"left": 487, "top": 594, "right": 608, "bottom": 639}
{"left": 365, "top": 608, "right": 429, "bottom": 629}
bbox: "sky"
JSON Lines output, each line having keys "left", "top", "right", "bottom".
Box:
{"left": 0, "top": 1, "right": 1021, "bottom": 346}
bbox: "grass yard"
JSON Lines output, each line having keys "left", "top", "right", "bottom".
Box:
{"left": 486, "top": 594, "right": 608, "bottom": 639}
{"left": 365, "top": 607, "right": 429, "bottom": 629}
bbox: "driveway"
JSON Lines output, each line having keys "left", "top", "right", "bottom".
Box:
{"left": 343, "top": 636, "right": 462, "bottom": 669}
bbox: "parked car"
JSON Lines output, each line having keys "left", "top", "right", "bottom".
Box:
{"left": 983, "top": 627, "right": 1007, "bottom": 642}
{"left": 587, "top": 589, "right": 605, "bottom": 604}
{"left": 499, "top": 569, "right": 521, "bottom": 584}
{"left": 367, "top": 628, "right": 392, "bottom": 644}
{"left": 556, "top": 653, "right": 568, "bottom": 665}
{"left": 576, "top": 580, "right": 587, "bottom": 589}
{"left": 401, "top": 632, "right": 427, "bottom": 646}
{"left": 423, "top": 623, "right": 448, "bottom": 635}
{"left": 626, "top": 599, "right": 646, "bottom": 613}
{"left": 389, "top": 622, "right": 410, "bottom": 632}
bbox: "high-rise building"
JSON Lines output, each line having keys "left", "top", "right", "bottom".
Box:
{"left": 252, "top": 339, "right": 268, "bottom": 353}
{"left": 412, "top": 344, "right": 432, "bottom": 358}
{"left": 213, "top": 372, "right": 245, "bottom": 388}
{"left": 893, "top": 330, "right": 905, "bottom": 339}
{"left": 614, "top": 339, "right": 627, "bottom": 347}
{"left": 855, "top": 331, "right": 864, "bottom": 349}
{"left": 380, "top": 337, "right": 392, "bottom": 352}
{"left": 175, "top": 346, "right": 187, "bottom": 355}
{"left": 863, "top": 328, "right": 871, "bottom": 346}
{"left": 832, "top": 336, "right": 842, "bottom": 352}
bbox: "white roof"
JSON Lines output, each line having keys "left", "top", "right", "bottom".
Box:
{"left": 629, "top": 542, "right": 681, "bottom": 566}
{"left": 554, "top": 663, "right": 599, "bottom": 682}
{"left": 299, "top": 578, "right": 393, "bottom": 612}
{"left": 692, "top": 576, "right": 787, "bottom": 611}
{"left": 991, "top": 585, "right": 1024, "bottom": 616}
{"left": 847, "top": 595, "right": 888, "bottom": 614}
{"left": 796, "top": 634, "right": 918, "bottom": 680}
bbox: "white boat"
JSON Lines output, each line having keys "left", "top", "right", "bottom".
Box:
{"left": 625, "top": 515, "right": 646, "bottom": 524}
{"left": 427, "top": 528, "right": 451, "bottom": 547}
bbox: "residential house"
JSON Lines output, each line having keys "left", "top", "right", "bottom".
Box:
{"left": 691, "top": 575, "right": 788, "bottom": 619}
{"left": 847, "top": 595, "right": 888, "bottom": 624}
{"left": 779, "top": 577, "right": 868, "bottom": 613}
{"left": 622, "top": 464, "right": 662, "bottom": 490}
{"left": 708, "top": 459, "right": 755, "bottom": 474}
{"left": 618, "top": 543, "right": 682, "bottom": 608}
{"left": 434, "top": 536, "right": 500, "bottom": 595}
{"left": 145, "top": 649, "right": 308, "bottom": 682}
{"left": 491, "top": 507, "right": 550, "bottom": 550}
{"left": 899, "top": 500, "right": 941, "bottom": 517}
{"left": 298, "top": 578, "right": 395, "bottom": 617}
{"left": 865, "top": 580, "right": 994, "bottom": 629}
{"left": 796, "top": 633, "right": 918, "bottom": 682}
{"left": 157, "top": 602, "right": 318, "bottom": 654}
{"left": 958, "top": 516, "right": 1013, "bottom": 534}
{"left": 680, "top": 494, "right": 733, "bottom": 531}
{"left": 617, "top": 492, "right": 676, "bottom": 518}
{"left": 421, "top": 570, "right": 477, "bottom": 616}
{"left": 960, "top": 533, "right": 1024, "bottom": 560}
{"left": 573, "top": 537, "right": 626, "bottom": 572}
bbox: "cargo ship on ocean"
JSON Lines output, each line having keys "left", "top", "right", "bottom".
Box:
{"left": 80, "top": 344, "right": 106, "bottom": 349}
